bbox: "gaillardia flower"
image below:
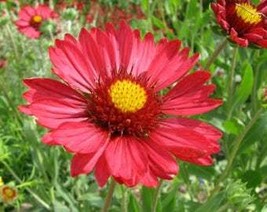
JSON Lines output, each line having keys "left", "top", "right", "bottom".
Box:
{"left": 15, "top": 4, "right": 56, "bottom": 39}
{"left": 211, "top": 0, "right": 267, "bottom": 47}
{"left": 20, "top": 22, "right": 222, "bottom": 187}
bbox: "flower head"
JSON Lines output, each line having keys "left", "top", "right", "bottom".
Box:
{"left": 211, "top": 0, "right": 267, "bottom": 47}
{"left": 15, "top": 4, "right": 57, "bottom": 39}
{"left": 0, "top": 185, "right": 18, "bottom": 203}
{"left": 20, "top": 22, "right": 222, "bottom": 187}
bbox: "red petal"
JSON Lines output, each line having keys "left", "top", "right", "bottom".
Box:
{"left": 22, "top": 78, "right": 85, "bottom": 104}
{"left": 143, "top": 140, "right": 178, "bottom": 179}
{"left": 78, "top": 28, "right": 108, "bottom": 80}
{"left": 95, "top": 155, "right": 110, "bottom": 187}
{"left": 51, "top": 122, "right": 109, "bottom": 154}
{"left": 162, "top": 71, "right": 222, "bottom": 115}
{"left": 49, "top": 40, "right": 95, "bottom": 92}
{"left": 150, "top": 118, "right": 221, "bottom": 165}
{"left": 230, "top": 28, "right": 249, "bottom": 47}
{"left": 29, "top": 99, "right": 88, "bottom": 129}
{"left": 105, "top": 137, "right": 148, "bottom": 187}
{"left": 18, "top": 6, "right": 35, "bottom": 19}
{"left": 71, "top": 139, "right": 109, "bottom": 177}
{"left": 139, "top": 169, "right": 158, "bottom": 187}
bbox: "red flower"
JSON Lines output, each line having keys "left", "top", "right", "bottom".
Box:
{"left": 20, "top": 22, "right": 222, "bottom": 187}
{"left": 211, "top": 0, "right": 267, "bottom": 47}
{"left": 15, "top": 5, "right": 57, "bottom": 39}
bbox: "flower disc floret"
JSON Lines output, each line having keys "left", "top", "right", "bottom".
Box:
{"left": 235, "top": 3, "right": 262, "bottom": 24}
{"left": 32, "top": 15, "right": 43, "bottom": 24}
{"left": 109, "top": 79, "right": 147, "bottom": 113}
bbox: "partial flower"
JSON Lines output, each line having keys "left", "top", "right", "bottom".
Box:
{"left": 211, "top": 0, "right": 267, "bottom": 47}
{"left": 0, "top": 185, "right": 18, "bottom": 203}
{"left": 0, "top": 59, "right": 7, "bottom": 69}
{"left": 0, "top": 177, "right": 3, "bottom": 187}
{"left": 85, "top": 1, "right": 145, "bottom": 26}
{"left": 20, "top": 22, "right": 222, "bottom": 187}
{"left": 15, "top": 4, "right": 57, "bottom": 39}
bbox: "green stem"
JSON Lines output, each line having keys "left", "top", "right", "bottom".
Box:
{"left": 180, "top": 164, "right": 193, "bottom": 200}
{"left": 5, "top": 25, "right": 19, "bottom": 59}
{"left": 252, "top": 50, "right": 261, "bottom": 113}
{"left": 101, "top": 178, "right": 116, "bottom": 212}
{"left": 121, "top": 186, "right": 128, "bottom": 212}
{"left": 204, "top": 38, "right": 228, "bottom": 69}
{"left": 151, "top": 180, "right": 163, "bottom": 212}
{"left": 217, "top": 203, "right": 230, "bottom": 212}
{"left": 211, "top": 108, "right": 263, "bottom": 196}
{"left": 226, "top": 47, "right": 238, "bottom": 119}
{"left": 252, "top": 67, "right": 260, "bottom": 112}
{"left": 0, "top": 78, "right": 23, "bottom": 124}
{"left": 2, "top": 161, "right": 51, "bottom": 210}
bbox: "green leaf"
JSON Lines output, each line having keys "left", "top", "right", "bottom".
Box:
{"left": 223, "top": 119, "right": 243, "bottom": 135}
{"left": 251, "top": 0, "right": 260, "bottom": 4}
{"left": 259, "top": 165, "right": 267, "bottom": 180}
{"left": 141, "top": 0, "right": 149, "bottom": 14}
{"left": 128, "top": 192, "right": 140, "bottom": 212}
{"left": 53, "top": 201, "right": 71, "bottom": 212}
{"left": 151, "top": 16, "right": 165, "bottom": 29}
{"left": 141, "top": 187, "right": 155, "bottom": 212}
{"left": 240, "top": 112, "right": 267, "bottom": 153}
{"left": 195, "top": 192, "right": 225, "bottom": 212}
{"left": 187, "top": 164, "right": 216, "bottom": 180}
{"left": 161, "top": 183, "right": 179, "bottom": 211}
{"left": 241, "top": 170, "right": 262, "bottom": 188}
{"left": 185, "top": 0, "right": 199, "bottom": 19}
{"left": 232, "top": 61, "right": 254, "bottom": 108}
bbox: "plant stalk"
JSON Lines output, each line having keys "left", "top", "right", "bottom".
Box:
{"left": 151, "top": 180, "right": 163, "bottom": 212}
{"left": 205, "top": 38, "right": 228, "bottom": 69}
{"left": 101, "top": 178, "right": 116, "bottom": 212}
{"left": 226, "top": 47, "right": 238, "bottom": 119}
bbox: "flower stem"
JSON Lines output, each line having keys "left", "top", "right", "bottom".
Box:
{"left": 121, "top": 186, "right": 128, "bottom": 212}
{"left": 252, "top": 50, "right": 261, "bottom": 113}
{"left": 211, "top": 108, "right": 263, "bottom": 196}
{"left": 5, "top": 24, "right": 19, "bottom": 60}
{"left": 226, "top": 47, "right": 238, "bottom": 119}
{"left": 204, "top": 38, "right": 228, "bottom": 70}
{"left": 151, "top": 180, "right": 163, "bottom": 212}
{"left": 101, "top": 178, "right": 117, "bottom": 212}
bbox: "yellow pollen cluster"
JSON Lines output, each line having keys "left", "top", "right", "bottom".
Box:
{"left": 235, "top": 3, "right": 262, "bottom": 24}
{"left": 109, "top": 79, "right": 147, "bottom": 113}
{"left": 32, "top": 15, "right": 42, "bottom": 23}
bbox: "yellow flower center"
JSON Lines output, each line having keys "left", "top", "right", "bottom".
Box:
{"left": 32, "top": 15, "right": 42, "bottom": 23}
{"left": 109, "top": 79, "right": 147, "bottom": 113}
{"left": 235, "top": 3, "right": 262, "bottom": 24}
